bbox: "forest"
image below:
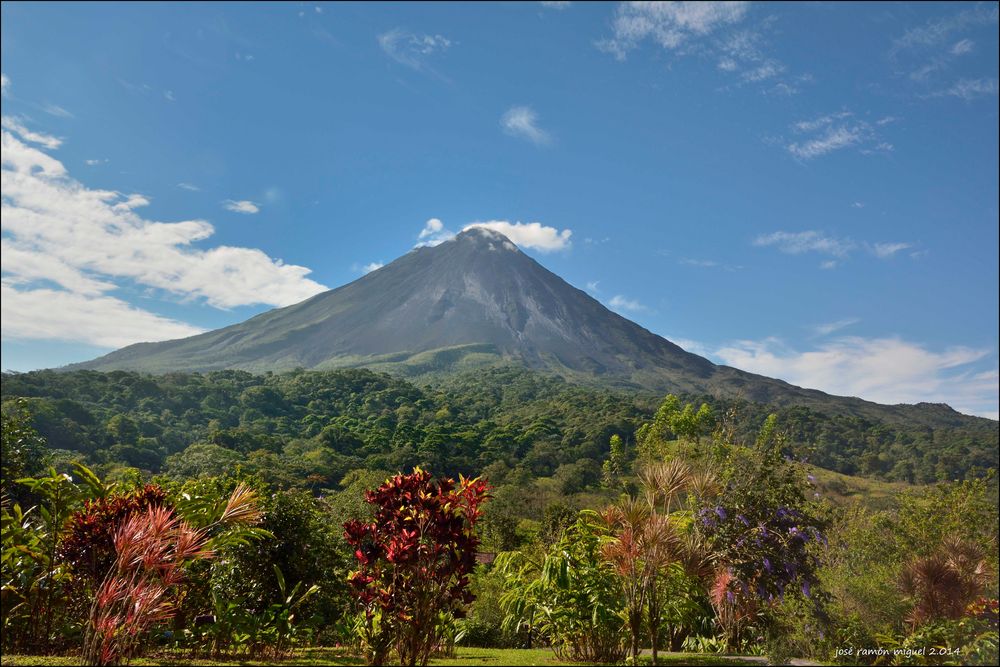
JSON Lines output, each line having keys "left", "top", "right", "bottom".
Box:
{"left": 1, "top": 367, "right": 998, "bottom": 666}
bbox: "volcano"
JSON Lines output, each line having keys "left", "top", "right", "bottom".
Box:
{"left": 69, "top": 228, "right": 984, "bottom": 425}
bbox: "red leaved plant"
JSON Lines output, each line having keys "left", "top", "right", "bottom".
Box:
{"left": 344, "top": 468, "right": 490, "bottom": 667}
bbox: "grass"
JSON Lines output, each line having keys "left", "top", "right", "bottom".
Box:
{"left": 0, "top": 647, "right": 763, "bottom": 666}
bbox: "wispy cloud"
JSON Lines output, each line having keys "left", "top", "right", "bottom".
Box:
{"left": 42, "top": 103, "right": 73, "bottom": 118}
{"left": 540, "top": 1, "right": 572, "bottom": 9}
{"left": 813, "top": 318, "right": 860, "bottom": 337}
{"left": 598, "top": 3, "right": 801, "bottom": 93}
{"left": 754, "top": 231, "right": 855, "bottom": 258}
{"left": 890, "top": 5, "right": 998, "bottom": 89}
{"left": 680, "top": 257, "right": 743, "bottom": 271}
{"left": 464, "top": 220, "right": 571, "bottom": 252}
{"left": 84, "top": 158, "right": 108, "bottom": 166}
{"left": 585, "top": 280, "right": 600, "bottom": 293}
{"left": 0, "top": 73, "right": 9, "bottom": 96}
{"left": 177, "top": 182, "right": 201, "bottom": 191}
{"left": 950, "top": 38, "right": 975, "bottom": 55}
{"left": 360, "top": 261, "right": 384, "bottom": 274}
{"left": 1, "top": 116, "right": 63, "bottom": 150}
{"left": 891, "top": 4, "right": 998, "bottom": 58}
{"left": 933, "top": 77, "right": 999, "bottom": 101}
{"left": 598, "top": 1, "right": 749, "bottom": 59}
{"left": 223, "top": 199, "right": 260, "bottom": 214}
{"left": 164, "top": 90, "right": 176, "bottom": 102}
{"left": 783, "top": 112, "right": 891, "bottom": 161}
{"left": 500, "top": 106, "right": 551, "bottom": 145}
{"left": 377, "top": 28, "right": 452, "bottom": 73}
{"left": 871, "top": 242, "right": 912, "bottom": 258}
{"left": 754, "top": 231, "right": 916, "bottom": 267}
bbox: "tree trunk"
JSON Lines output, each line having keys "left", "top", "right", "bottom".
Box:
{"left": 629, "top": 611, "right": 642, "bottom": 663}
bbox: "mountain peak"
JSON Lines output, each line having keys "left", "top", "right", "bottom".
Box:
{"left": 453, "top": 226, "right": 520, "bottom": 251}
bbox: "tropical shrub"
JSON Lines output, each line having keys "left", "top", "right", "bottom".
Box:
{"left": 343, "top": 468, "right": 490, "bottom": 666}
{"left": 497, "top": 514, "right": 627, "bottom": 663}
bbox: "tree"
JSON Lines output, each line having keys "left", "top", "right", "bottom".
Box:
{"left": 344, "top": 468, "right": 490, "bottom": 666}
{"left": 601, "top": 434, "right": 627, "bottom": 490}
{"left": 697, "top": 414, "right": 827, "bottom": 651}
{"left": 1, "top": 400, "right": 47, "bottom": 495}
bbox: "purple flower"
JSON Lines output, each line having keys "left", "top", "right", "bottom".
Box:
{"left": 714, "top": 506, "right": 728, "bottom": 520}
{"left": 726, "top": 590, "right": 735, "bottom": 604}
{"left": 802, "top": 580, "right": 811, "bottom": 597}
{"left": 737, "top": 514, "right": 749, "bottom": 526}
{"left": 806, "top": 474, "right": 816, "bottom": 483}
{"left": 763, "top": 557, "right": 772, "bottom": 573}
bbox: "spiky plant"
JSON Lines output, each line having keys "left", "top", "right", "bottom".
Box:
{"left": 82, "top": 485, "right": 263, "bottom": 666}
{"left": 900, "top": 538, "right": 990, "bottom": 629}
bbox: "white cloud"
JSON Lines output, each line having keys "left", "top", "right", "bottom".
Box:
{"left": 851, "top": 201, "right": 865, "bottom": 208}
{"left": 419, "top": 217, "right": 444, "bottom": 238}
{"left": 415, "top": 217, "right": 454, "bottom": 247}
{"left": 0, "top": 73, "right": 9, "bottom": 96}
{"left": 223, "top": 199, "right": 260, "bottom": 214}
{"left": 1, "top": 116, "right": 63, "bottom": 150}
{"left": 951, "top": 38, "right": 975, "bottom": 55}
{"left": 84, "top": 158, "right": 108, "bottom": 166}
{"left": 609, "top": 294, "right": 648, "bottom": 312}
{"left": 599, "top": 1, "right": 749, "bottom": 59}
{"left": 500, "top": 106, "right": 551, "bottom": 145}
{"left": 1, "top": 120, "right": 327, "bottom": 351}
{"left": 362, "top": 261, "right": 384, "bottom": 274}
{"left": 177, "top": 182, "right": 201, "bottom": 191}
{"left": 586, "top": 280, "right": 600, "bottom": 293}
{"left": 164, "top": 90, "right": 176, "bottom": 102}
{"left": 820, "top": 260, "right": 838, "bottom": 270}
{"left": 540, "top": 1, "right": 572, "bottom": 9}
{"left": 1, "top": 281, "right": 205, "bottom": 348}
{"left": 713, "top": 336, "right": 997, "bottom": 418}
{"left": 871, "top": 242, "right": 912, "bottom": 258}
{"left": 463, "top": 220, "right": 571, "bottom": 252}
{"left": 813, "top": 318, "right": 860, "bottom": 337}
{"left": 377, "top": 28, "right": 451, "bottom": 71}
{"left": 754, "top": 231, "right": 855, "bottom": 258}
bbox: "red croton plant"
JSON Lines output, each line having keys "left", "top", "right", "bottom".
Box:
{"left": 344, "top": 468, "right": 490, "bottom": 667}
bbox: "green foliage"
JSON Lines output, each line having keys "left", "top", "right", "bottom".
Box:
{"left": 496, "top": 514, "right": 627, "bottom": 663}
{"left": 1, "top": 400, "right": 48, "bottom": 497}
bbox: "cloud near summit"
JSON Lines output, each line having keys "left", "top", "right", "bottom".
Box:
{"left": 415, "top": 218, "right": 572, "bottom": 252}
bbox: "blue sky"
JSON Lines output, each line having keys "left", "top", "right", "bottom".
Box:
{"left": 1, "top": 1, "right": 997, "bottom": 418}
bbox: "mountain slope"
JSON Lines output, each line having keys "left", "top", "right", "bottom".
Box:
{"left": 69, "top": 228, "right": 992, "bottom": 429}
